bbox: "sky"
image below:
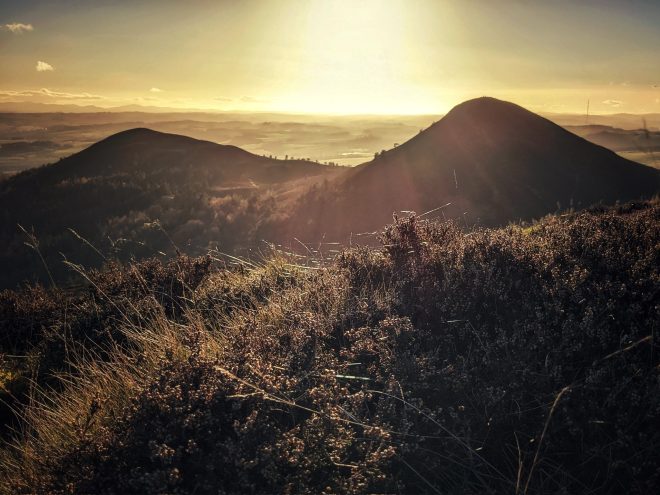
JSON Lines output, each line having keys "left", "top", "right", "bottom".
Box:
{"left": 1, "top": 0, "right": 659, "bottom": 115}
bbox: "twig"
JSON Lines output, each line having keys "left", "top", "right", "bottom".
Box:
{"left": 523, "top": 386, "right": 570, "bottom": 494}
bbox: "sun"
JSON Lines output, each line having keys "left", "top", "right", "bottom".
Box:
{"left": 272, "top": 0, "right": 438, "bottom": 114}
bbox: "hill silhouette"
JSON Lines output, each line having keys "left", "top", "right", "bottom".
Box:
{"left": 290, "top": 97, "right": 659, "bottom": 239}
{"left": 1, "top": 98, "right": 659, "bottom": 288}
{"left": 9, "top": 127, "right": 331, "bottom": 186}
{"left": 0, "top": 129, "right": 339, "bottom": 288}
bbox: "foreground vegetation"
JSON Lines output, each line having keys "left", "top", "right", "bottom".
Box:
{"left": 0, "top": 201, "right": 658, "bottom": 494}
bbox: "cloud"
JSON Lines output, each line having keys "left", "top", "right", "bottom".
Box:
{"left": 3, "top": 23, "right": 33, "bottom": 34}
{"left": 39, "top": 88, "right": 101, "bottom": 99}
{"left": 0, "top": 88, "right": 103, "bottom": 100}
{"left": 149, "top": 87, "right": 163, "bottom": 93}
{"left": 36, "top": 61, "right": 54, "bottom": 72}
{"left": 214, "top": 97, "right": 233, "bottom": 102}
{"left": 240, "top": 96, "right": 269, "bottom": 104}
{"left": 602, "top": 99, "right": 623, "bottom": 108}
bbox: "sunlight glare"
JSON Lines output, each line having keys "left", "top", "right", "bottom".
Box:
{"left": 277, "top": 0, "right": 437, "bottom": 114}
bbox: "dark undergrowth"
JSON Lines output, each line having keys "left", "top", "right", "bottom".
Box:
{"left": 0, "top": 201, "right": 658, "bottom": 494}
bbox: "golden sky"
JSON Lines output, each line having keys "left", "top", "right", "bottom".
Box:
{"left": 1, "top": 0, "right": 659, "bottom": 114}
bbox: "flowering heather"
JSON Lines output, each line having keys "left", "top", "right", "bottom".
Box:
{"left": 0, "top": 201, "right": 658, "bottom": 494}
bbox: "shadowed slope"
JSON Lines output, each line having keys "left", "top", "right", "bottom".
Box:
{"left": 290, "top": 97, "right": 659, "bottom": 240}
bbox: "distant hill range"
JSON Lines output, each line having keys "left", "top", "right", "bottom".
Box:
{"left": 289, "top": 97, "right": 660, "bottom": 239}
{"left": 1, "top": 97, "right": 658, "bottom": 288}
{"left": 0, "top": 101, "right": 206, "bottom": 114}
{"left": 565, "top": 124, "right": 660, "bottom": 151}
{"left": 563, "top": 124, "right": 660, "bottom": 167}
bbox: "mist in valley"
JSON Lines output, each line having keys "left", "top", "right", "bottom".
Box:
{"left": 2, "top": 109, "right": 659, "bottom": 179}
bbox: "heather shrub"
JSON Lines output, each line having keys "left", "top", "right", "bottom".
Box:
{"left": 0, "top": 202, "right": 658, "bottom": 494}
{"left": 0, "top": 255, "right": 214, "bottom": 438}
{"left": 338, "top": 206, "right": 659, "bottom": 493}
{"left": 0, "top": 285, "right": 63, "bottom": 354}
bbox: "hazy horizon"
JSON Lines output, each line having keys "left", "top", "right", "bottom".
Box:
{"left": 2, "top": 103, "right": 659, "bottom": 177}
{"left": 3, "top": 99, "right": 660, "bottom": 118}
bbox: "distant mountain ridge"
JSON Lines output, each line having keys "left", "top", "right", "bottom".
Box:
{"left": 2, "top": 100, "right": 660, "bottom": 130}
{"left": 0, "top": 101, "right": 211, "bottom": 114}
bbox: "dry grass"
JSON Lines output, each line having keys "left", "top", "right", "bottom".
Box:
{"left": 0, "top": 201, "right": 658, "bottom": 494}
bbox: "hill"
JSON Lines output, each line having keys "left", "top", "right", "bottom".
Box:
{"left": 1, "top": 202, "right": 658, "bottom": 494}
{"left": 8, "top": 127, "right": 331, "bottom": 185}
{"left": 289, "top": 97, "right": 659, "bottom": 240}
{"left": 0, "top": 128, "right": 340, "bottom": 288}
{"left": 2, "top": 98, "right": 659, "bottom": 289}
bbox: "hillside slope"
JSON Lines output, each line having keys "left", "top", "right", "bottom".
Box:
{"left": 2, "top": 100, "right": 659, "bottom": 288}
{"left": 1, "top": 202, "right": 658, "bottom": 494}
{"left": 290, "top": 97, "right": 659, "bottom": 240}
{"left": 0, "top": 128, "right": 339, "bottom": 288}
{"left": 4, "top": 127, "right": 332, "bottom": 189}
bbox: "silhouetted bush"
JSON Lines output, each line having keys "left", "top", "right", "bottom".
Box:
{"left": 0, "top": 165, "right": 283, "bottom": 289}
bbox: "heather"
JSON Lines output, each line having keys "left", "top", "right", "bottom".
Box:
{"left": 0, "top": 201, "right": 658, "bottom": 494}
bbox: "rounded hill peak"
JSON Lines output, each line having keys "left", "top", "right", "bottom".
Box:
{"left": 409, "top": 96, "right": 560, "bottom": 144}
{"left": 452, "top": 96, "right": 515, "bottom": 109}
{"left": 88, "top": 128, "right": 226, "bottom": 154}
{"left": 101, "top": 127, "right": 170, "bottom": 143}
{"left": 442, "top": 96, "right": 535, "bottom": 123}
{"left": 114, "top": 127, "right": 160, "bottom": 136}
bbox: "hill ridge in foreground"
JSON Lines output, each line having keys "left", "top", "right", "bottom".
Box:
{"left": 1, "top": 201, "right": 658, "bottom": 494}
